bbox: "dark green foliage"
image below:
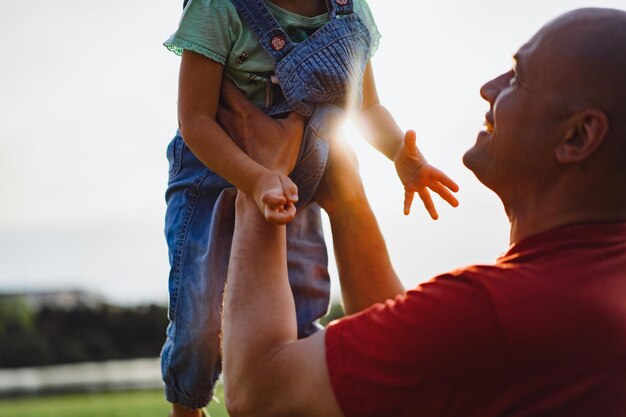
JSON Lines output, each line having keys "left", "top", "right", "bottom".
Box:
{"left": 320, "top": 300, "right": 345, "bottom": 327}
{"left": 0, "top": 297, "right": 168, "bottom": 368}
{"left": 0, "top": 295, "right": 345, "bottom": 368}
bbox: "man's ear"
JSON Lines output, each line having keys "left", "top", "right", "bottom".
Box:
{"left": 555, "top": 109, "right": 609, "bottom": 163}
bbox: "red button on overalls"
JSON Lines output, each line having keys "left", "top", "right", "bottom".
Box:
{"left": 270, "top": 36, "right": 285, "bottom": 51}
{"left": 336, "top": 0, "right": 348, "bottom": 5}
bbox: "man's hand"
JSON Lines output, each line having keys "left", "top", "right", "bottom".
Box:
{"left": 217, "top": 79, "right": 306, "bottom": 224}
{"left": 394, "top": 130, "right": 459, "bottom": 219}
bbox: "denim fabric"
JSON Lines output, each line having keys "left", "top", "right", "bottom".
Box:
{"left": 161, "top": 0, "right": 370, "bottom": 408}
{"left": 231, "top": 0, "right": 371, "bottom": 117}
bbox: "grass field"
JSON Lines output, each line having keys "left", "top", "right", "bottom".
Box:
{"left": 0, "top": 388, "right": 230, "bottom": 417}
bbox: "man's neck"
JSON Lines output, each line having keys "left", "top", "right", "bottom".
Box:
{"left": 505, "top": 173, "right": 626, "bottom": 244}
{"left": 509, "top": 206, "right": 626, "bottom": 244}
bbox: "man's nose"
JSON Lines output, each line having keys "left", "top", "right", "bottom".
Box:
{"left": 480, "top": 72, "right": 511, "bottom": 103}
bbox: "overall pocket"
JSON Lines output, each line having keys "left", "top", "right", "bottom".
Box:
{"left": 166, "top": 133, "right": 184, "bottom": 178}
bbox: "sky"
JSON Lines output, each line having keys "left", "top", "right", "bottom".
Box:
{"left": 1, "top": 0, "right": 624, "bottom": 305}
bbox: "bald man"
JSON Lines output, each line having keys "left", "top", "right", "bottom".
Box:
{"left": 220, "top": 8, "right": 626, "bottom": 417}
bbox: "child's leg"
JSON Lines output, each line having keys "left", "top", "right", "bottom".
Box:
{"left": 285, "top": 108, "right": 342, "bottom": 336}
{"left": 286, "top": 203, "right": 331, "bottom": 337}
{"left": 162, "top": 132, "right": 234, "bottom": 411}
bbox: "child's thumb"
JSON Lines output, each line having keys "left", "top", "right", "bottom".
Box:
{"left": 404, "top": 130, "right": 418, "bottom": 150}
{"left": 280, "top": 175, "right": 299, "bottom": 203}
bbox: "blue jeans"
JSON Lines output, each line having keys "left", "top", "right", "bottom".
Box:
{"left": 161, "top": 106, "right": 344, "bottom": 408}
{"left": 163, "top": 0, "right": 369, "bottom": 407}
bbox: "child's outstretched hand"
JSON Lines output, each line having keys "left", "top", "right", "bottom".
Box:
{"left": 394, "top": 130, "right": 459, "bottom": 220}
{"left": 252, "top": 172, "right": 299, "bottom": 225}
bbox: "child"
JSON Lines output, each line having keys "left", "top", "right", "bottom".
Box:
{"left": 161, "top": 0, "right": 459, "bottom": 414}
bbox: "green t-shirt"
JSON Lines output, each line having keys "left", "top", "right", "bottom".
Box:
{"left": 164, "top": 0, "right": 381, "bottom": 108}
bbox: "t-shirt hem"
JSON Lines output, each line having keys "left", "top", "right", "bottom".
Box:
{"left": 368, "top": 31, "right": 381, "bottom": 59}
{"left": 163, "top": 36, "right": 227, "bottom": 66}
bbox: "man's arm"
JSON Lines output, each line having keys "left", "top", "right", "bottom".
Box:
{"left": 223, "top": 193, "right": 342, "bottom": 417}
{"left": 222, "top": 142, "right": 406, "bottom": 416}
{"left": 222, "top": 141, "right": 405, "bottom": 417}
{"left": 219, "top": 84, "right": 404, "bottom": 416}
{"left": 314, "top": 136, "right": 405, "bottom": 314}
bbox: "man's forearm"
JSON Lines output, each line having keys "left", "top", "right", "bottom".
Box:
{"left": 329, "top": 198, "right": 404, "bottom": 315}
{"left": 222, "top": 193, "right": 297, "bottom": 411}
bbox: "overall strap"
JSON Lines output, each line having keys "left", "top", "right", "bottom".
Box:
{"left": 230, "top": 0, "right": 295, "bottom": 62}
{"left": 325, "top": 0, "right": 353, "bottom": 18}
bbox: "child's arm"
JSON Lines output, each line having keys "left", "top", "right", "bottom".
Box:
{"left": 355, "top": 61, "right": 459, "bottom": 219}
{"left": 178, "top": 50, "right": 297, "bottom": 224}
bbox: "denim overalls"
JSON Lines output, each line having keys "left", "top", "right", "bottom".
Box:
{"left": 161, "top": 0, "right": 371, "bottom": 408}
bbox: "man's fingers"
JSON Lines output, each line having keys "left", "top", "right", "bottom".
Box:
{"left": 417, "top": 188, "right": 439, "bottom": 220}
{"left": 281, "top": 112, "right": 307, "bottom": 137}
{"left": 220, "top": 78, "right": 257, "bottom": 115}
{"left": 216, "top": 105, "right": 234, "bottom": 129}
{"left": 403, "top": 190, "right": 414, "bottom": 215}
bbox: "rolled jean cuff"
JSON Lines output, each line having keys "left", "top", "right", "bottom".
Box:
{"left": 165, "top": 385, "right": 213, "bottom": 410}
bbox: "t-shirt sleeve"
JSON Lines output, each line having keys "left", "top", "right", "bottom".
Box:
{"left": 325, "top": 270, "right": 508, "bottom": 417}
{"left": 163, "top": 0, "right": 239, "bottom": 65}
{"left": 353, "top": 0, "right": 381, "bottom": 58}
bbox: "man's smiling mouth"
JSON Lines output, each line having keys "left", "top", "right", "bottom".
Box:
{"left": 483, "top": 120, "right": 494, "bottom": 133}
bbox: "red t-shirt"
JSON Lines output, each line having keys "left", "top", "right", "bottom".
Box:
{"left": 326, "top": 222, "right": 626, "bottom": 417}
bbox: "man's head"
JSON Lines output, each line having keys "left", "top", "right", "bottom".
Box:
{"left": 463, "top": 8, "right": 626, "bottom": 221}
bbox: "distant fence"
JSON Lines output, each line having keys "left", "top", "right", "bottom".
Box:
{"left": 0, "top": 358, "right": 162, "bottom": 396}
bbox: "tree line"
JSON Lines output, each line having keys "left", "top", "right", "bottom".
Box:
{"left": 0, "top": 295, "right": 345, "bottom": 369}
{"left": 0, "top": 296, "right": 168, "bottom": 368}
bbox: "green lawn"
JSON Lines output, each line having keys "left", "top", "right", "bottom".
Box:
{"left": 0, "top": 388, "right": 230, "bottom": 417}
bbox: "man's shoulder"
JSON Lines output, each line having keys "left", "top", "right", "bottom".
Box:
{"left": 426, "top": 262, "right": 515, "bottom": 289}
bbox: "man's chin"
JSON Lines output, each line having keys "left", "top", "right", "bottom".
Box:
{"left": 462, "top": 143, "right": 480, "bottom": 173}
{"left": 462, "top": 144, "right": 495, "bottom": 191}
{"left": 463, "top": 130, "right": 492, "bottom": 170}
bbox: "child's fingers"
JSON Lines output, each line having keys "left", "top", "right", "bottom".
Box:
{"left": 403, "top": 130, "right": 418, "bottom": 152}
{"left": 417, "top": 188, "right": 439, "bottom": 220}
{"left": 282, "top": 202, "right": 296, "bottom": 222}
{"left": 261, "top": 190, "right": 287, "bottom": 208}
{"left": 429, "top": 181, "right": 459, "bottom": 207}
{"left": 403, "top": 190, "right": 414, "bottom": 215}
{"left": 265, "top": 204, "right": 296, "bottom": 225}
{"left": 431, "top": 168, "right": 459, "bottom": 193}
{"left": 279, "top": 175, "right": 299, "bottom": 203}
{"left": 264, "top": 202, "right": 296, "bottom": 225}
{"left": 261, "top": 180, "right": 297, "bottom": 225}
